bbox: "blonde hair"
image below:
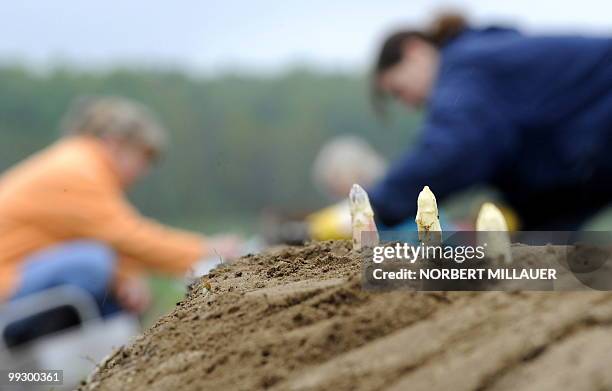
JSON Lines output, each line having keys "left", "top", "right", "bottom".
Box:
{"left": 312, "top": 135, "right": 387, "bottom": 198}
{"left": 61, "top": 96, "right": 168, "bottom": 158}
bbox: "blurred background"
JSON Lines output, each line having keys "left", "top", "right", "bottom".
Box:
{"left": 2, "top": 0, "right": 611, "bottom": 235}
{"left": 2, "top": 0, "right": 612, "bottom": 325}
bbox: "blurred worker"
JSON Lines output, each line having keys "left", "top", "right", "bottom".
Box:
{"left": 302, "top": 135, "right": 387, "bottom": 241}
{"left": 312, "top": 135, "right": 387, "bottom": 200}
{"left": 368, "top": 13, "right": 612, "bottom": 230}
{"left": 0, "top": 97, "right": 241, "bottom": 327}
{"left": 303, "top": 133, "right": 453, "bottom": 242}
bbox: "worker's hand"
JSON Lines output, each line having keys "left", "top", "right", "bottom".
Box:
{"left": 115, "top": 276, "right": 152, "bottom": 314}
{"left": 206, "top": 234, "right": 243, "bottom": 262}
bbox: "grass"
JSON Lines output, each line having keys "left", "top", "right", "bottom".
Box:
{"left": 143, "top": 275, "right": 186, "bottom": 327}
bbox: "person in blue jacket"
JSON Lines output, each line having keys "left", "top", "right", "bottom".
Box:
{"left": 368, "top": 13, "right": 612, "bottom": 230}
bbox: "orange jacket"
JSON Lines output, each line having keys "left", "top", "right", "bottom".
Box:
{"left": 0, "top": 136, "right": 205, "bottom": 300}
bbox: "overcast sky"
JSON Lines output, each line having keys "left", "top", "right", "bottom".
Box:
{"left": 1, "top": 0, "right": 611, "bottom": 74}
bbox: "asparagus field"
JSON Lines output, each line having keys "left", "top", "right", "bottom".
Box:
{"left": 80, "top": 241, "right": 612, "bottom": 391}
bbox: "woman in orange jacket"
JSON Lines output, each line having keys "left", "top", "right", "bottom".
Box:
{"left": 0, "top": 97, "right": 241, "bottom": 320}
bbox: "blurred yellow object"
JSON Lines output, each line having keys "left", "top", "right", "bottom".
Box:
{"left": 307, "top": 201, "right": 352, "bottom": 241}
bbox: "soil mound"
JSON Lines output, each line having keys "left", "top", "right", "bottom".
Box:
{"left": 80, "top": 241, "right": 612, "bottom": 391}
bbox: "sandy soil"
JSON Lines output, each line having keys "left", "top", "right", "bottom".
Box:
{"left": 79, "top": 241, "right": 612, "bottom": 391}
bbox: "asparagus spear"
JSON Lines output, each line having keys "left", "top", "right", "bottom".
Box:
{"left": 476, "top": 202, "right": 512, "bottom": 264}
{"left": 349, "top": 184, "right": 379, "bottom": 250}
{"left": 415, "top": 186, "right": 442, "bottom": 245}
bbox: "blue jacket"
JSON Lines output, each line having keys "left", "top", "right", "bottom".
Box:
{"left": 369, "top": 27, "right": 612, "bottom": 227}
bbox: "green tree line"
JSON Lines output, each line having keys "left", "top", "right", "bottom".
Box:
{"left": 0, "top": 65, "right": 422, "bottom": 233}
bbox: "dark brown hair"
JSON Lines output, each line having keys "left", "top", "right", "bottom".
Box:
{"left": 371, "top": 13, "right": 468, "bottom": 116}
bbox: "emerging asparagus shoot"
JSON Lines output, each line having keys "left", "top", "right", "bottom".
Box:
{"left": 476, "top": 202, "right": 512, "bottom": 264}
{"left": 349, "top": 184, "right": 379, "bottom": 250}
{"left": 415, "top": 186, "right": 442, "bottom": 245}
